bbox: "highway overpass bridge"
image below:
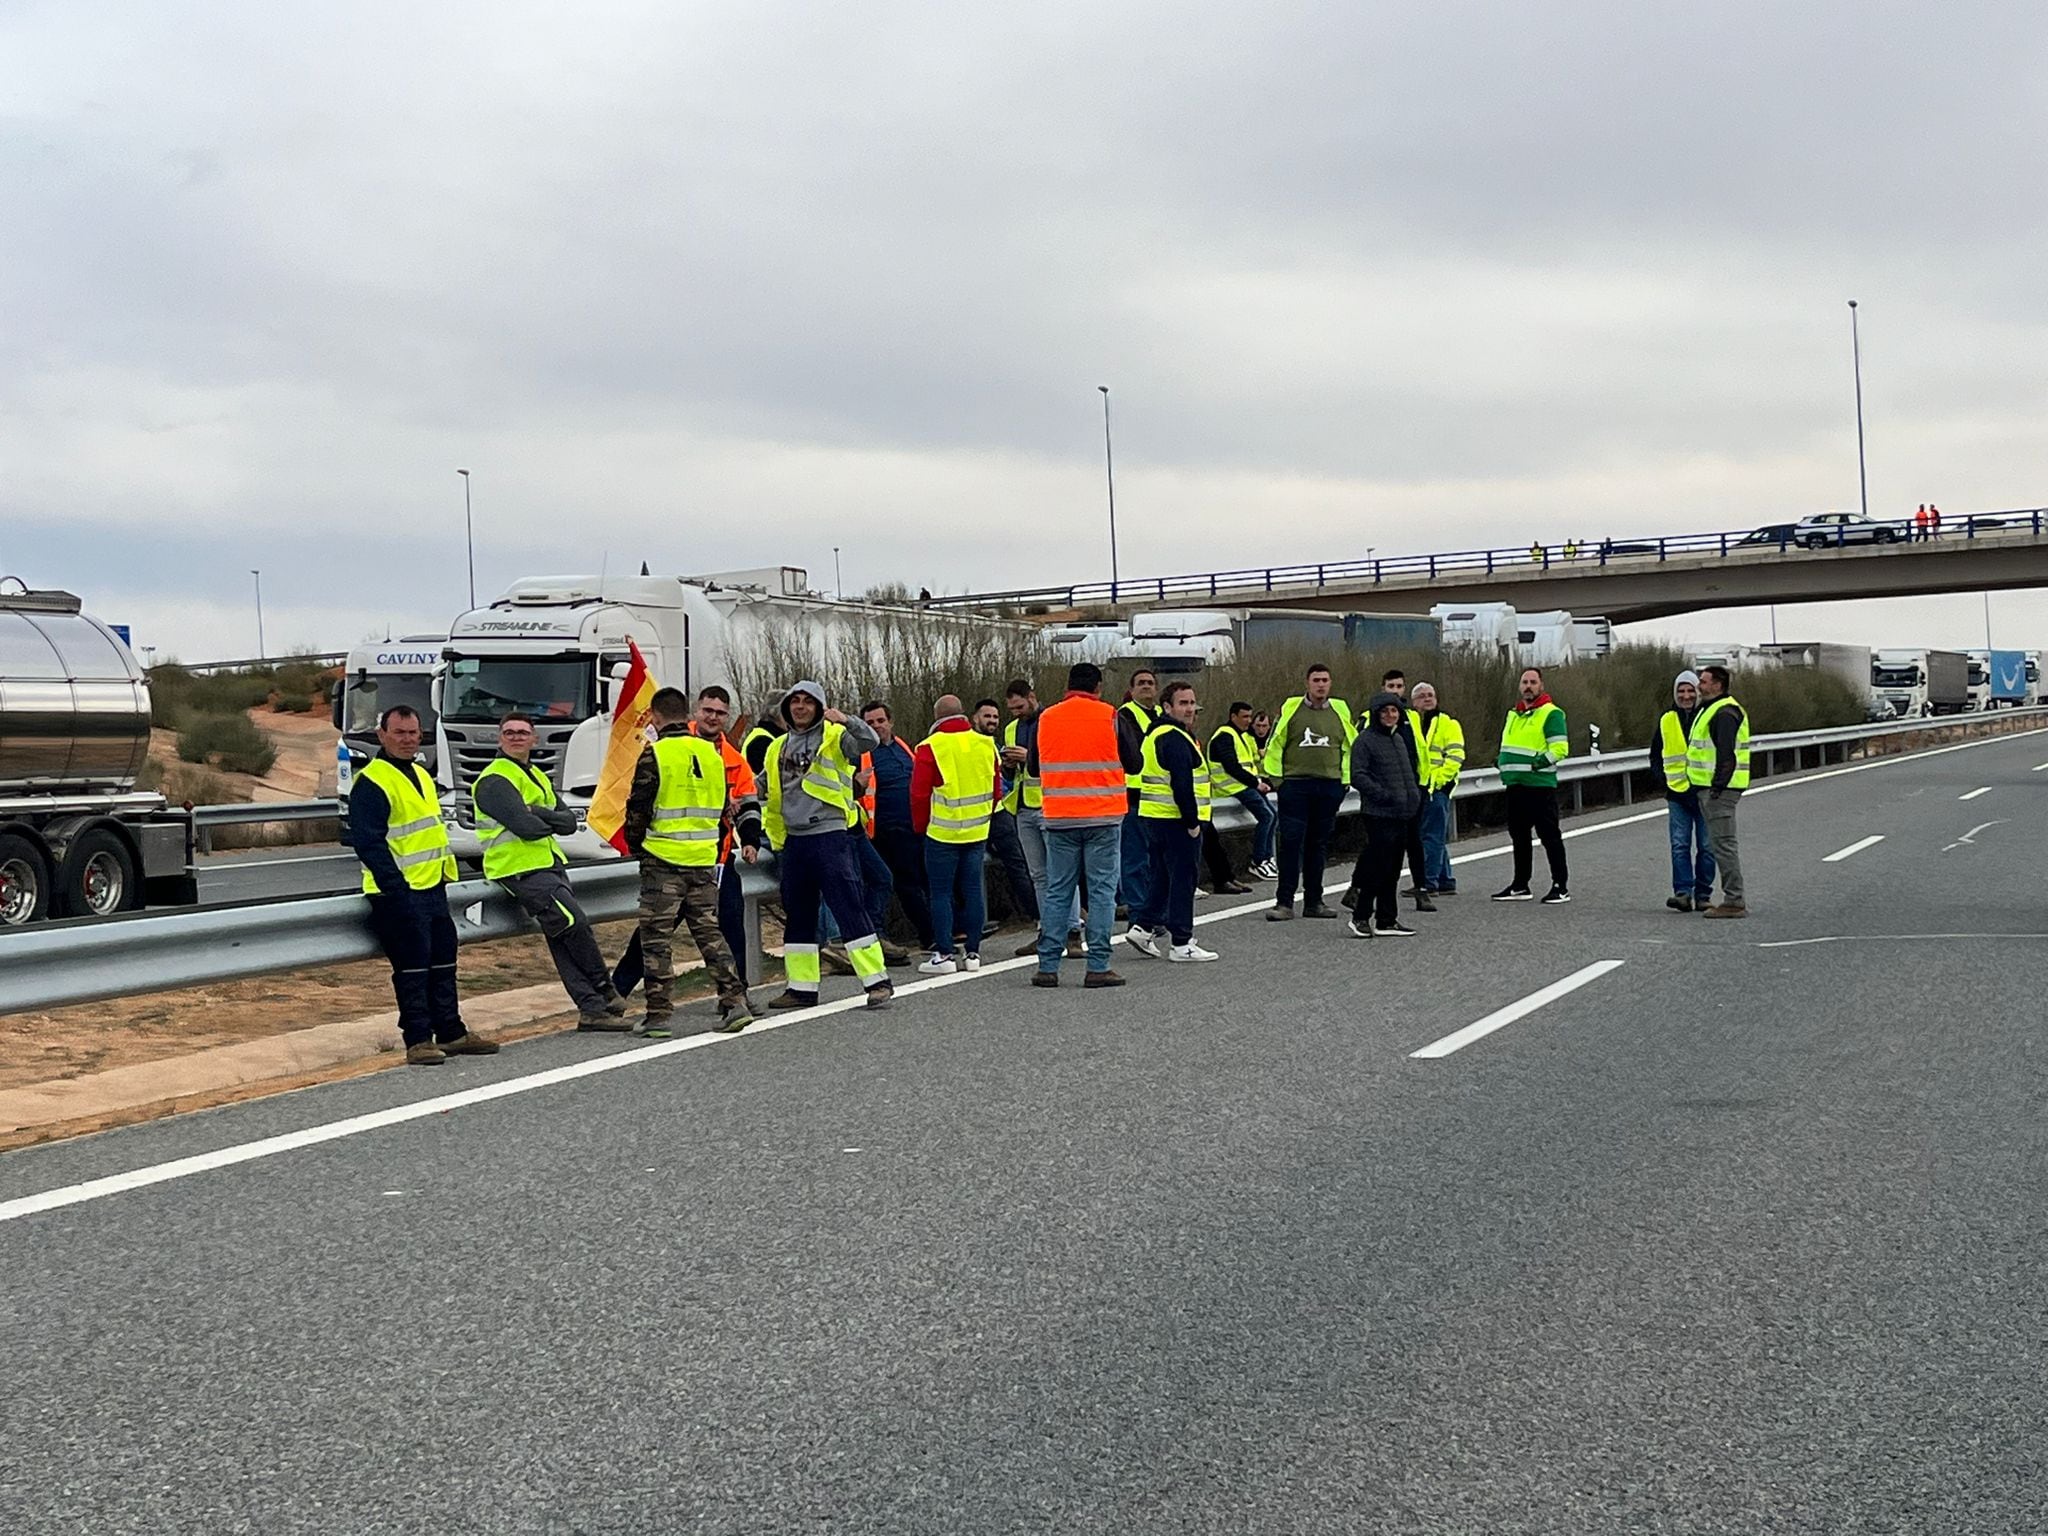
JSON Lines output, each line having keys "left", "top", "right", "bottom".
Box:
{"left": 940, "top": 508, "right": 2048, "bottom": 624}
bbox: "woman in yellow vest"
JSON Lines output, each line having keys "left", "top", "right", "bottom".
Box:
{"left": 912, "top": 695, "right": 1001, "bottom": 973}
{"left": 1656, "top": 669, "right": 1717, "bottom": 912}
{"left": 347, "top": 704, "right": 498, "bottom": 1066}
{"left": 1125, "top": 681, "right": 1220, "bottom": 962}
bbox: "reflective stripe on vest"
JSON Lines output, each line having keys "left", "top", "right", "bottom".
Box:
{"left": 1139, "top": 720, "right": 1212, "bottom": 822}
{"left": 761, "top": 722, "right": 860, "bottom": 844}
{"left": 1207, "top": 725, "right": 1257, "bottom": 796}
{"left": 1002, "top": 716, "right": 1042, "bottom": 812}
{"left": 644, "top": 733, "right": 729, "bottom": 867}
{"left": 923, "top": 728, "right": 998, "bottom": 844}
{"left": 1498, "top": 704, "right": 1564, "bottom": 786}
{"left": 1687, "top": 696, "right": 1751, "bottom": 790}
{"left": 473, "top": 757, "right": 562, "bottom": 880}
{"left": 1658, "top": 711, "right": 1691, "bottom": 793}
{"left": 358, "top": 756, "right": 457, "bottom": 893}
{"left": 1037, "top": 696, "right": 1126, "bottom": 821}
{"left": 1120, "top": 700, "right": 1157, "bottom": 789}
{"left": 1421, "top": 713, "right": 1466, "bottom": 791}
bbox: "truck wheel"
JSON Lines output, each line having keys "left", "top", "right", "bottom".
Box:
{"left": 0, "top": 833, "right": 52, "bottom": 926}
{"left": 56, "top": 827, "right": 140, "bottom": 919}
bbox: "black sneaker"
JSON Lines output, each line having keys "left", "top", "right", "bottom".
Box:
{"left": 1302, "top": 904, "right": 1340, "bottom": 919}
{"left": 1491, "top": 886, "right": 1534, "bottom": 902}
{"left": 1031, "top": 971, "right": 1060, "bottom": 989}
{"left": 1266, "top": 906, "right": 1295, "bottom": 922}
{"left": 1346, "top": 915, "right": 1372, "bottom": 938}
{"left": 1436, "top": 884, "right": 1458, "bottom": 896}
{"left": 1412, "top": 892, "right": 1437, "bottom": 912}
{"left": 1372, "top": 920, "right": 1417, "bottom": 936}
{"left": 1339, "top": 887, "right": 1359, "bottom": 911}
{"left": 1541, "top": 887, "right": 1571, "bottom": 905}
{"left": 1666, "top": 895, "right": 1692, "bottom": 913}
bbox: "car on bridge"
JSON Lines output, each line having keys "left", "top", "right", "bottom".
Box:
{"left": 1738, "top": 522, "right": 1796, "bottom": 549}
{"left": 1791, "top": 510, "right": 1909, "bottom": 549}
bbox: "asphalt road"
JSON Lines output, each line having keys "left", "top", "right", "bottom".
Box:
{"left": 5, "top": 728, "right": 2046, "bottom": 1534}
{"left": 193, "top": 844, "right": 361, "bottom": 904}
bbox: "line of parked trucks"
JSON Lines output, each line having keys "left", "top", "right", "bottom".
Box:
{"left": 0, "top": 569, "right": 2034, "bottom": 927}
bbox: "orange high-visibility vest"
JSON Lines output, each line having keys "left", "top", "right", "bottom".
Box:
{"left": 858, "top": 751, "right": 877, "bottom": 838}
{"left": 1036, "top": 695, "right": 1125, "bottom": 822}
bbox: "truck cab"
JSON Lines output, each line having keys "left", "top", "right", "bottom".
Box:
{"left": 1871, "top": 650, "right": 1927, "bottom": 717}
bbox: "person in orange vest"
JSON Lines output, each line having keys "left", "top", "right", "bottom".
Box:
{"left": 1929, "top": 503, "right": 1943, "bottom": 540}
{"left": 611, "top": 684, "right": 762, "bottom": 1004}
{"left": 1027, "top": 662, "right": 1143, "bottom": 987}
{"left": 1914, "top": 504, "right": 1930, "bottom": 542}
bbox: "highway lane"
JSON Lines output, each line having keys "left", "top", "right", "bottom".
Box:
{"left": 193, "top": 843, "right": 360, "bottom": 904}
{"left": 3, "top": 729, "right": 2044, "bottom": 1533}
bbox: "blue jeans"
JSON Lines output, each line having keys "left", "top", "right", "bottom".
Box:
{"left": 924, "top": 839, "right": 987, "bottom": 958}
{"left": 1039, "top": 822, "right": 1122, "bottom": 973}
{"left": 1667, "top": 793, "right": 1716, "bottom": 899}
{"left": 1117, "top": 804, "right": 1152, "bottom": 916}
{"left": 1233, "top": 787, "right": 1277, "bottom": 864}
{"left": 1419, "top": 788, "right": 1455, "bottom": 891}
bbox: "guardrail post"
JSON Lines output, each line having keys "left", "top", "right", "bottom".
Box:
{"left": 1620, "top": 772, "right": 1632, "bottom": 806}
{"left": 1719, "top": 533, "right": 1728, "bottom": 557}
{"left": 1486, "top": 551, "right": 1494, "bottom": 575}
{"left": 1571, "top": 780, "right": 1584, "bottom": 814}
{"left": 1374, "top": 559, "right": 1382, "bottom": 584}
{"left": 1316, "top": 563, "right": 1325, "bottom": 588}
{"left": 1658, "top": 537, "right": 1667, "bottom": 562}
{"left": 1429, "top": 555, "right": 1437, "bottom": 578}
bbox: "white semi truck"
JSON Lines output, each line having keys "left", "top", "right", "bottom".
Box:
{"left": 1870, "top": 649, "right": 1970, "bottom": 718}
{"left": 1431, "top": 603, "right": 1613, "bottom": 665}
{"left": 0, "top": 583, "right": 198, "bottom": 925}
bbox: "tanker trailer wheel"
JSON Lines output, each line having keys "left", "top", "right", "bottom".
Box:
{"left": 0, "top": 833, "right": 52, "bottom": 926}
{"left": 56, "top": 827, "right": 139, "bottom": 919}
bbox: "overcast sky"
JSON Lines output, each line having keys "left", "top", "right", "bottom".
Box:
{"left": 4, "top": 0, "right": 2044, "bottom": 661}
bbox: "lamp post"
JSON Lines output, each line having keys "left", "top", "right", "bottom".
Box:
{"left": 456, "top": 468, "right": 476, "bottom": 608}
{"left": 250, "top": 569, "right": 265, "bottom": 658}
{"left": 1847, "top": 300, "right": 1868, "bottom": 521}
{"left": 1098, "top": 385, "right": 1119, "bottom": 589}
{"left": 833, "top": 545, "right": 843, "bottom": 599}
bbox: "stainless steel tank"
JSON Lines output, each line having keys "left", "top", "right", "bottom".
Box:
{"left": 0, "top": 588, "right": 151, "bottom": 795}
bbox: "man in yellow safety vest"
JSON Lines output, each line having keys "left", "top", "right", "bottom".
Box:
{"left": 1691, "top": 664, "right": 1751, "bottom": 917}
{"left": 473, "top": 710, "right": 627, "bottom": 1031}
{"left": 349, "top": 704, "right": 499, "bottom": 1065}
{"left": 912, "top": 694, "right": 1002, "bottom": 973}
{"left": 1656, "top": 670, "right": 1716, "bottom": 912}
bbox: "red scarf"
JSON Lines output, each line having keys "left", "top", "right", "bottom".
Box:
{"left": 1515, "top": 691, "right": 1554, "bottom": 714}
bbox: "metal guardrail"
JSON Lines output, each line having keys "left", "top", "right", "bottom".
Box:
{"left": 4, "top": 707, "right": 2042, "bottom": 1016}
{"left": 156, "top": 652, "right": 347, "bottom": 675}
{"left": 926, "top": 507, "right": 2048, "bottom": 611}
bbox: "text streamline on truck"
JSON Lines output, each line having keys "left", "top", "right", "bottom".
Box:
{"left": 0, "top": 582, "right": 197, "bottom": 925}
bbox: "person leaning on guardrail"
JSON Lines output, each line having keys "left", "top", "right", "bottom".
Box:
{"left": 1208, "top": 700, "right": 1277, "bottom": 879}
{"left": 1690, "top": 665, "right": 1750, "bottom": 919}
{"left": 1492, "top": 667, "right": 1570, "bottom": 905}
{"left": 623, "top": 686, "right": 758, "bottom": 1036}
{"left": 473, "top": 711, "right": 629, "bottom": 1032}
{"left": 349, "top": 704, "right": 501, "bottom": 1066}
{"left": 1657, "top": 671, "right": 1716, "bottom": 913}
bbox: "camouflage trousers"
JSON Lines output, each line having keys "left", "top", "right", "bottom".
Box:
{"left": 638, "top": 861, "right": 746, "bottom": 1016}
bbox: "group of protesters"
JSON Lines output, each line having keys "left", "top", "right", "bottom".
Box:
{"left": 350, "top": 654, "right": 1750, "bottom": 1061}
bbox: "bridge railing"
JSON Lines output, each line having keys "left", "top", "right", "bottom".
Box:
{"left": 927, "top": 507, "right": 2048, "bottom": 612}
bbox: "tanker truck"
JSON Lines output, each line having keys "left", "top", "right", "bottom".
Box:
{"left": 0, "top": 583, "right": 198, "bottom": 925}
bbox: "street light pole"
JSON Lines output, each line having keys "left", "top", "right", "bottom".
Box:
{"left": 250, "top": 569, "right": 265, "bottom": 657}
{"left": 1098, "top": 385, "right": 1119, "bottom": 589}
{"left": 456, "top": 468, "right": 476, "bottom": 608}
{"left": 1847, "top": 300, "right": 1868, "bottom": 521}
{"left": 833, "top": 545, "right": 843, "bottom": 599}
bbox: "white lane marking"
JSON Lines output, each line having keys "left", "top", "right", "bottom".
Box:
{"left": 8, "top": 725, "right": 2044, "bottom": 1224}
{"left": 1959, "top": 786, "right": 1993, "bottom": 801}
{"left": 1760, "top": 932, "right": 2048, "bottom": 947}
{"left": 2034, "top": 762, "right": 2048, "bottom": 772}
{"left": 1822, "top": 835, "right": 1884, "bottom": 862}
{"left": 1409, "top": 960, "right": 1625, "bottom": 1059}
{"left": 1942, "top": 819, "right": 2007, "bottom": 852}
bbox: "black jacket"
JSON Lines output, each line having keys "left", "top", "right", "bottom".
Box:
{"left": 1350, "top": 693, "right": 1423, "bottom": 820}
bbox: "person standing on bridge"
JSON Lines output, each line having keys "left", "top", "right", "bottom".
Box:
{"left": 1264, "top": 663, "right": 1354, "bottom": 921}
{"left": 1116, "top": 669, "right": 1162, "bottom": 921}
{"left": 623, "top": 687, "right": 757, "bottom": 1035}
{"left": 1492, "top": 667, "right": 1570, "bottom": 904}
{"left": 1657, "top": 671, "right": 1716, "bottom": 913}
{"left": 1915, "top": 504, "right": 1930, "bottom": 542}
{"left": 1029, "top": 661, "right": 1141, "bottom": 987}
{"left": 912, "top": 695, "right": 1001, "bottom": 974}
{"left": 473, "top": 711, "right": 626, "bottom": 1031}
{"left": 350, "top": 704, "right": 500, "bottom": 1065}
{"left": 1690, "top": 665, "right": 1750, "bottom": 918}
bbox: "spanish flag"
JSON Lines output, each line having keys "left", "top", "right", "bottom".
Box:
{"left": 585, "top": 637, "right": 658, "bottom": 853}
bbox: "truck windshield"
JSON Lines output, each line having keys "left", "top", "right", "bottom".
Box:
{"left": 343, "top": 675, "right": 437, "bottom": 735}
{"left": 1967, "top": 659, "right": 1988, "bottom": 687}
{"left": 1872, "top": 664, "right": 1921, "bottom": 688}
{"left": 442, "top": 655, "right": 594, "bottom": 723}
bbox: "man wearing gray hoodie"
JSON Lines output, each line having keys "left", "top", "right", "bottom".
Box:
{"left": 761, "top": 680, "right": 893, "bottom": 1009}
{"left": 1657, "top": 669, "right": 1716, "bottom": 912}
{"left": 1344, "top": 691, "right": 1423, "bottom": 937}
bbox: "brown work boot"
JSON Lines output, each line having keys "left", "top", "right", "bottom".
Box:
{"left": 879, "top": 941, "right": 914, "bottom": 967}
{"left": 1013, "top": 936, "right": 1041, "bottom": 958}
{"left": 1083, "top": 970, "right": 1127, "bottom": 989}
{"left": 599, "top": 987, "right": 629, "bottom": 1017}
{"left": 1065, "top": 933, "right": 1086, "bottom": 958}
{"left": 1703, "top": 903, "right": 1748, "bottom": 919}
{"left": 439, "top": 1033, "right": 501, "bottom": 1055}
{"left": 865, "top": 980, "right": 894, "bottom": 1009}
{"left": 404, "top": 1040, "right": 446, "bottom": 1066}
{"left": 766, "top": 990, "right": 815, "bottom": 1011}
{"left": 577, "top": 1007, "right": 631, "bottom": 1033}
{"left": 716, "top": 999, "right": 755, "bottom": 1033}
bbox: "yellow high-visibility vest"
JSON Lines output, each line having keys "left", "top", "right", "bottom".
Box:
{"left": 922, "top": 728, "right": 998, "bottom": 844}
{"left": 1207, "top": 724, "right": 1259, "bottom": 796}
{"left": 358, "top": 756, "right": 458, "bottom": 893}
{"left": 1687, "top": 697, "right": 1751, "bottom": 791}
{"left": 643, "top": 734, "right": 729, "bottom": 868}
{"left": 1138, "top": 720, "right": 1212, "bottom": 822}
{"left": 1001, "top": 715, "right": 1042, "bottom": 812}
{"left": 473, "top": 757, "right": 562, "bottom": 880}
{"left": 1657, "top": 710, "right": 1691, "bottom": 793}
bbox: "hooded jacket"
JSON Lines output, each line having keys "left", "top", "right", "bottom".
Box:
{"left": 1351, "top": 691, "right": 1423, "bottom": 820}
{"left": 1660, "top": 669, "right": 1702, "bottom": 802}
{"left": 773, "top": 679, "right": 879, "bottom": 839}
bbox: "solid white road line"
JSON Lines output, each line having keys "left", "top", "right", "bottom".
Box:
{"left": 7, "top": 724, "right": 2044, "bottom": 1225}
{"left": 1409, "top": 960, "right": 1625, "bottom": 1059}
{"left": 1959, "top": 786, "right": 1993, "bottom": 800}
{"left": 1759, "top": 932, "right": 2048, "bottom": 948}
{"left": 1822, "top": 834, "right": 1885, "bottom": 863}
{"left": 2033, "top": 762, "right": 2048, "bottom": 772}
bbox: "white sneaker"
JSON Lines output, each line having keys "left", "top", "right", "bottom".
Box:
{"left": 962, "top": 954, "right": 981, "bottom": 972}
{"left": 1124, "top": 925, "right": 1163, "bottom": 959}
{"left": 916, "top": 953, "right": 957, "bottom": 975}
{"left": 1168, "top": 941, "right": 1219, "bottom": 963}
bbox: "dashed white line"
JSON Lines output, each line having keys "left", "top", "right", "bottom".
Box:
{"left": 1822, "top": 834, "right": 1885, "bottom": 863}
{"left": 1959, "top": 786, "right": 1993, "bottom": 801}
{"left": 1409, "top": 960, "right": 1625, "bottom": 1059}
